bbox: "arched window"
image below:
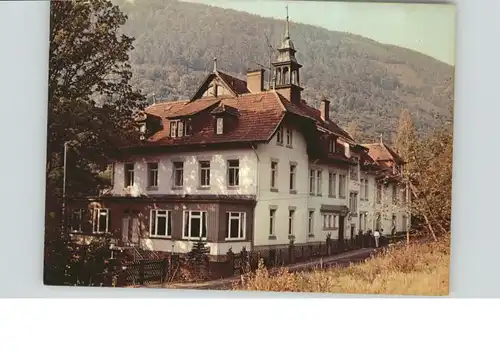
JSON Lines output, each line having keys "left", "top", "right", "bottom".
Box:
{"left": 283, "top": 67, "right": 289, "bottom": 85}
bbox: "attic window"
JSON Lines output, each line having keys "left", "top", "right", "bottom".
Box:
{"left": 328, "top": 138, "right": 336, "bottom": 153}
{"left": 169, "top": 120, "right": 190, "bottom": 138}
{"left": 216, "top": 118, "right": 224, "bottom": 135}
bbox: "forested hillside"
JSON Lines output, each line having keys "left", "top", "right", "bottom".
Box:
{"left": 116, "top": 0, "right": 454, "bottom": 141}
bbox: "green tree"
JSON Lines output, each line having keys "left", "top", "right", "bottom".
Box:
{"left": 46, "top": 0, "right": 145, "bottom": 229}
{"left": 44, "top": 0, "right": 145, "bottom": 285}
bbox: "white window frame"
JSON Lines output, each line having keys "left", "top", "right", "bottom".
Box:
{"left": 323, "top": 213, "right": 337, "bottom": 230}
{"left": 316, "top": 170, "right": 322, "bottom": 196}
{"left": 216, "top": 118, "right": 224, "bottom": 135}
{"left": 92, "top": 208, "right": 109, "bottom": 234}
{"left": 269, "top": 208, "right": 277, "bottom": 237}
{"left": 227, "top": 159, "right": 240, "bottom": 187}
{"left": 276, "top": 126, "right": 283, "bottom": 145}
{"left": 328, "top": 139, "right": 336, "bottom": 153}
{"left": 148, "top": 162, "right": 159, "bottom": 188}
{"left": 309, "top": 169, "right": 315, "bottom": 195}
{"left": 170, "top": 121, "right": 177, "bottom": 138}
{"left": 286, "top": 127, "right": 293, "bottom": 147}
{"left": 270, "top": 160, "right": 278, "bottom": 189}
{"left": 376, "top": 183, "right": 382, "bottom": 203}
{"left": 199, "top": 160, "right": 211, "bottom": 187}
{"left": 288, "top": 209, "right": 295, "bottom": 236}
{"left": 349, "top": 192, "right": 358, "bottom": 213}
{"left": 173, "top": 161, "right": 184, "bottom": 187}
{"left": 124, "top": 162, "right": 134, "bottom": 187}
{"left": 226, "top": 212, "right": 246, "bottom": 240}
{"left": 183, "top": 211, "right": 208, "bottom": 240}
{"left": 149, "top": 210, "right": 171, "bottom": 238}
{"left": 339, "top": 174, "right": 346, "bottom": 198}
{"left": 328, "top": 172, "right": 336, "bottom": 197}
{"left": 289, "top": 163, "right": 297, "bottom": 191}
{"left": 308, "top": 210, "right": 314, "bottom": 235}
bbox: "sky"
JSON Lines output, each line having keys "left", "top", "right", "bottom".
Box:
{"left": 184, "top": 0, "right": 456, "bottom": 65}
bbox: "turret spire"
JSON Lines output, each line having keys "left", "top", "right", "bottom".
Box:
{"left": 284, "top": 5, "right": 290, "bottom": 39}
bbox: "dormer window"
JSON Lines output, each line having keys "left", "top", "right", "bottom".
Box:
{"left": 216, "top": 117, "right": 224, "bottom": 135}
{"left": 276, "top": 126, "right": 284, "bottom": 145}
{"left": 328, "top": 138, "right": 336, "bottom": 153}
{"left": 169, "top": 119, "right": 190, "bottom": 138}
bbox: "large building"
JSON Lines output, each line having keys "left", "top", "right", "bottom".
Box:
{"left": 67, "top": 15, "right": 409, "bottom": 258}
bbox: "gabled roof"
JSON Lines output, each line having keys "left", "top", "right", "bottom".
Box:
{"left": 362, "top": 142, "right": 404, "bottom": 164}
{"left": 133, "top": 71, "right": 358, "bottom": 158}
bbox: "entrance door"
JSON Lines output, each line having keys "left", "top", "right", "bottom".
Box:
{"left": 130, "top": 216, "right": 140, "bottom": 244}
{"left": 121, "top": 216, "right": 130, "bottom": 244}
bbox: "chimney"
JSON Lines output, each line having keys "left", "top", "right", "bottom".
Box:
{"left": 247, "top": 69, "right": 264, "bottom": 93}
{"left": 320, "top": 98, "right": 330, "bottom": 121}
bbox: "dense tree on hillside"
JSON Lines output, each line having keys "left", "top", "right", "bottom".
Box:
{"left": 46, "top": 0, "right": 145, "bottom": 229}
{"left": 113, "top": 0, "right": 453, "bottom": 139}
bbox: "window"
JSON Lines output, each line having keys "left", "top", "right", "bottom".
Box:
{"left": 349, "top": 192, "right": 358, "bottom": 213}
{"left": 392, "top": 185, "right": 398, "bottom": 204}
{"left": 286, "top": 127, "right": 293, "bottom": 147}
{"left": 323, "top": 214, "right": 337, "bottom": 229}
{"left": 359, "top": 213, "right": 367, "bottom": 232}
{"left": 376, "top": 213, "right": 382, "bottom": 231}
{"left": 309, "top": 169, "right": 315, "bottom": 195}
{"left": 269, "top": 209, "right": 276, "bottom": 236}
{"left": 376, "top": 183, "right": 382, "bottom": 203}
{"left": 150, "top": 210, "right": 171, "bottom": 237}
{"left": 316, "top": 171, "right": 322, "bottom": 196}
{"left": 92, "top": 208, "right": 109, "bottom": 234}
{"left": 288, "top": 209, "right": 295, "bottom": 236}
{"left": 169, "top": 120, "right": 189, "bottom": 138}
{"left": 289, "top": 163, "right": 296, "bottom": 192}
{"left": 70, "top": 209, "right": 84, "bottom": 232}
{"left": 216, "top": 118, "right": 224, "bottom": 135}
{"left": 173, "top": 161, "right": 184, "bottom": 187}
{"left": 402, "top": 185, "right": 407, "bottom": 203}
{"left": 350, "top": 164, "right": 359, "bottom": 181}
{"left": 227, "top": 160, "right": 240, "bottom": 187}
{"left": 328, "top": 172, "right": 336, "bottom": 197}
{"left": 124, "top": 163, "right": 134, "bottom": 187}
{"left": 226, "top": 212, "right": 246, "bottom": 240}
{"left": 148, "top": 162, "right": 159, "bottom": 188}
{"left": 360, "top": 179, "right": 369, "bottom": 201}
{"left": 183, "top": 211, "right": 207, "bottom": 239}
{"left": 392, "top": 214, "right": 397, "bottom": 232}
{"left": 270, "top": 161, "right": 278, "bottom": 190}
{"left": 328, "top": 139, "right": 336, "bottom": 153}
{"left": 339, "top": 174, "right": 346, "bottom": 198}
{"left": 402, "top": 215, "right": 408, "bottom": 232}
{"left": 199, "top": 161, "right": 210, "bottom": 187}
{"left": 276, "top": 126, "right": 283, "bottom": 145}
{"left": 308, "top": 210, "right": 314, "bottom": 235}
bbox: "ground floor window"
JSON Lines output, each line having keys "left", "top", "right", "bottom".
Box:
{"left": 402, "top": 215, "right": 408, "bottom": 232}
{"left": 150, "top": 210, "right": 172, "bottom": 237}
{"left": 323, "top": 213, "right": 337, "bottom": 229}
{"left": 183, "top": 211, "right": 207, "bottom": 239}
{"left": 226, "top": 212, "right": 246, "bottom": 240}
{"left": 70, "top": 209, "right": 85, "bottom": 232}
{"left": 92, "top": 208, "right": 109, "bottom": 234}
{"left": 308, "top": 210, "right": 314, "bottom": 235}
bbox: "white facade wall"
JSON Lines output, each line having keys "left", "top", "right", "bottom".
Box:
{"left": 112, "top": 149, "right": 258, "bottom": 196}
{"left": 110, "top": 132, "right": 409, "bottom": 254}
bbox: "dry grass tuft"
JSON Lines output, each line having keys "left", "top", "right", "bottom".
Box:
{"left": 236, "top": 235, "right": 450, "bottom": 296}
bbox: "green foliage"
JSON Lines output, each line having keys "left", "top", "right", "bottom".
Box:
{"left": 114, "top": 0, "right": 453, "bottom": 142}
{"left": 185, "top": 239, "right": 210, "bottom": 280}
{"left": 47, "top": 0, "right": 145, "bottom": 216}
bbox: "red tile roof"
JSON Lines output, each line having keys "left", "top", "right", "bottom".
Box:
{"left": 216, "top": 70, "right": 250, "bottom": 95}
{"left": 362, "top": 142, "right": 404, "bottom": 164}
{"left": 135, "top": 71, "right": 359, "bottom": 160}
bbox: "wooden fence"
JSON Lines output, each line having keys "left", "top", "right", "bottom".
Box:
{"left": 116, "top": 258, "right": 169, "bottom": 286}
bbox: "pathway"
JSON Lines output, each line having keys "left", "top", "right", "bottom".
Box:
{"left": 146, "top": 247, "right": 378, "bottom": 290}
